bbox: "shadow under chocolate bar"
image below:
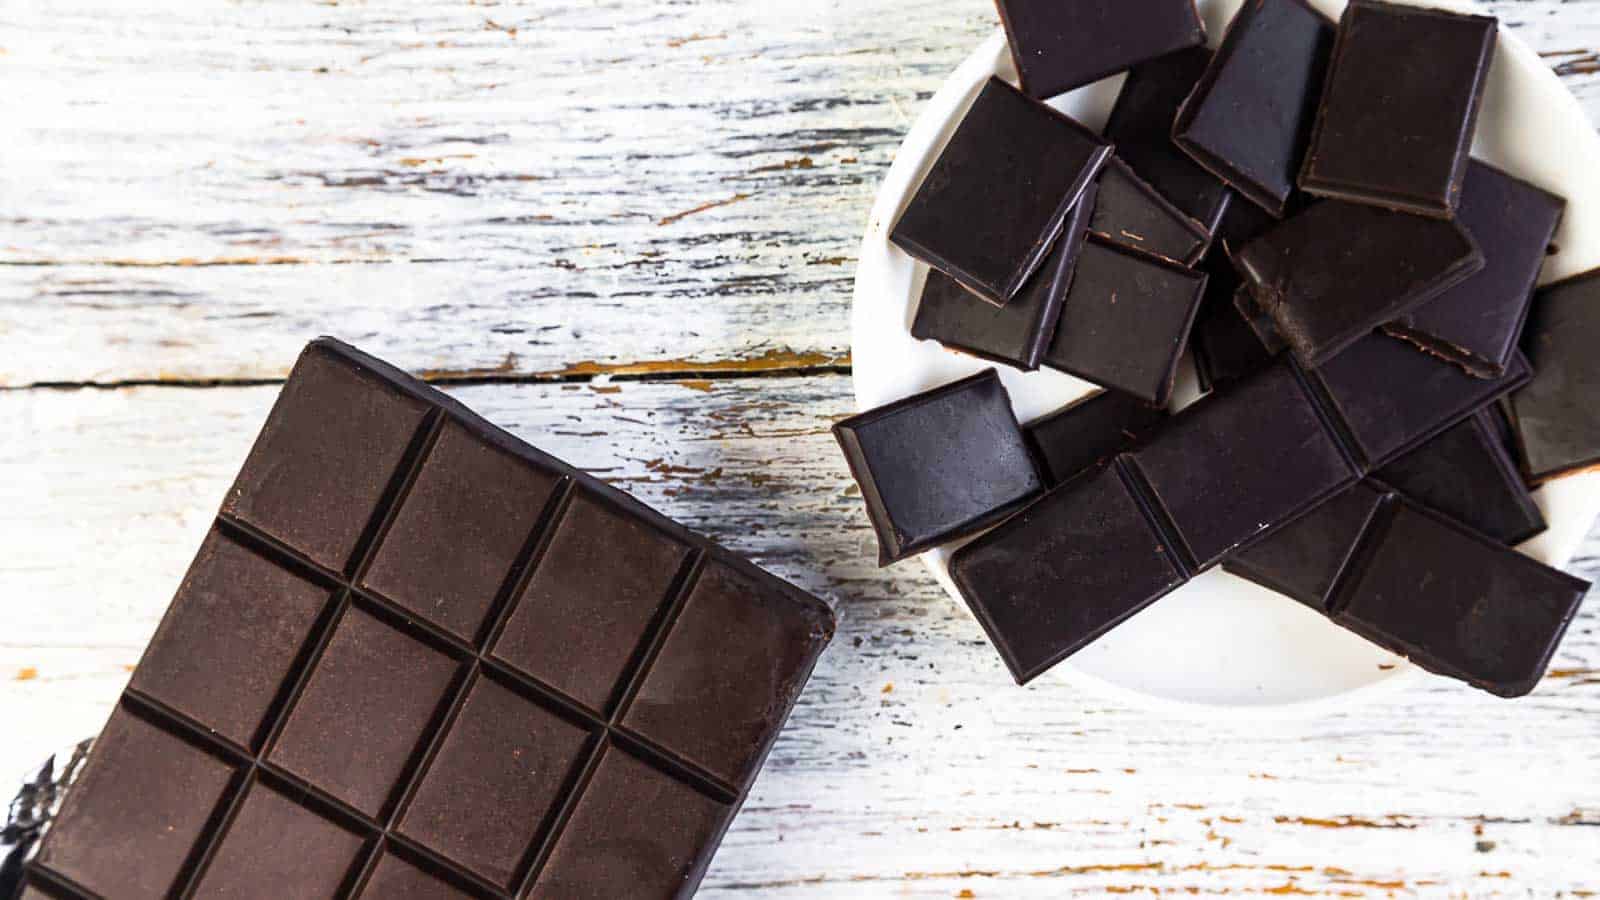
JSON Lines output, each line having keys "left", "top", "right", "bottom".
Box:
{"left": 15, "top": 338, "right": 835, "bottom": 900}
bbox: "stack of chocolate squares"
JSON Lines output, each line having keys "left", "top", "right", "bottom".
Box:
{"left": 842, "top": 0, "right": 1598, "bottom": 696}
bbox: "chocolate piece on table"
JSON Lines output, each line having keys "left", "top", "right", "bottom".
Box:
{"left": 911, "top": 184, "right": 1098, "bottom": 370}
{"left": 1103, "top": 46, "right": 1232, "bottom": 233}
{"left": 24, "top": 338, "right": 834, "bottom": 900}
{"left": 1299, "top": 1, "right": 1496, "bottom": 218}
{"left": 1123, "top": 360, "right": 1358, "bottom": 570}
{"left": 891, "top": 76, "right": 1111, "bottom": 305}
{"left": 1233, "top": 200, "right": 1484, "bottom": 367}
{"left": 1024, "top": 389, "right": 1167, "bottom": 486}
{"left": 833, "top": 369, "right": 1043, "bottom": 565}
{"left": 1226, "top": 481, "right": 1394, "bottom": 612}
{"left": 1042, "top": 235, "right": 1208, "bottom": 406}
{"left": 1303, "top": 331, "right": 1532, "bottom": 468}
{"left": 1512, "top": 267, "right": 1600, "bottom": 482}
{"left": 1332, "top": 496, "right": 1589, "bottom": 698}
{"left": 1372, "top": 411, "right": 1545, "bottom": 546}
{"left": 1382, "top": 162, "right": 1565, "bottom": 377}
{"left": 1173, "top": 0, "right": 1334, "bottom": 216}
{"left": 995, "top": 0, "right": 1206, "bottom": 100}
{"left": 1088, "top": 157, "right": 1210, "bottom": 265}
{"left": 949, "top": 462, "right": 1189, "bottom": 684}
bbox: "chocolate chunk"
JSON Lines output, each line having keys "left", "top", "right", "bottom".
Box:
{"left": 1174, "top": 0, "right": 1334, "bottom": 216}
{"left": 891, "top": 76, "right": 1111, "bottom": 304}
{"left": 1234, "top": 200, "right": 1484, "bottom": 366}
{"left": 24, "top": 338, "right": 834, "bottom": 899}
{"left": 1042, "top": 236, "right": 1208, "bottom": 405}
{"left": 1300, "top": 1, "right": 1496, "bottom": 217}
{"left": 1231, "top": 286, "right": 1288, "bottom": 356}
{"left": 1192, "top": 278, "right": 1276, "bottom": 390}
{"left": 949, "top": 463, "right": 1188, "bottom": 683}
{"left": 1333, "top": 497, "right": 1588, "bottom": 698}
{"left": 1382, "top": 162, "right": 1564, "bottom": 377}
{"left": 1104, "top": 46, "right": 1232, "bottom": 232}
{"left": 1512, "top": 267, "right": 1600, "bottom": 482}
{"left": 910, "top": 184, "right": 1097, "bottom": 370}
{"left": 1123, "top": 361, "right": 1358, "bottom": 569}
{"left": 1372, "top": 411, "right": 1545, "bottom": 546}
{"left": 1024, "top": 389, "right": 1167, "bottom": 486}
{"left": 995, "top": 0, "right": 1206, "bottom": 100}
{"left": 1303, "top": 331, "right": 1532, "bottom": 467}
{"left": 833, "top": 369, "right": 1043, "bottom": 564}
{"left": 1227, "top": 481, "right": 1394, "bottom": 612}
{"left": 1088, "top": 157, "right": 1210, "bottom": 265}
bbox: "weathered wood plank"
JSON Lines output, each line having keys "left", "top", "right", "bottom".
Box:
{"left": 4, "top": 0, "right": 1600, "bottom": 385}
{"left": 3, "top": 377, "right": 1597, "bottom": 896}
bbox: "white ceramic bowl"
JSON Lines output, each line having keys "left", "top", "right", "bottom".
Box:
{"left": 850, "top": 0, "right": 1600, "bottom": 715}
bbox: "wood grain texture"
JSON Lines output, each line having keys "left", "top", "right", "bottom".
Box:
{"left": 2, "top": 378, "right": 1597, "bottom": 897}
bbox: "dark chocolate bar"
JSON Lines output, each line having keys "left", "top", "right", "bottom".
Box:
{"left": 1088, "top": 157, "right": 1210, "bottom": 265}
{"left": 1042, "top": 235, "right": 1208, "bottom": 405}
{"left": 1511, "top": 267, "right": 1600, "bottom": 482}
{"left": 1299, "top": 1, "right": 1496, "bottom": 217}
{"left": 20, "top": 339, "right": 835, "bottom": 900}
{"left": 1332, "top": 496, "right": 1588, "bottom": 698}
{"left": 1383, "top": 162, "right": 1564, "bottom": 377}
{"left": 910, "top": 184, "right": 1097, "bottom": 370}
{"left": 1024, "top": 389, "right": 1167, "bottom": 486}
{"left": 949, "top": 462, "right": 1188, "bottom": 683}
{"left": 891, "top": 76, "right": 1111, "bottom": 304}
{"left": 1103, "top": 46, "right": 1232, "bottom": 233}
{"left": 833, "top": 369, "right": 1044, "bottom": 565}
{"left": 995, "top": 0, "right": 1206, "bottom": 100}
{"left": 1173, "top": 0, "right": 1334, "bottom": 216}
{"left": 1226, "top": 481, "right": 1393, "bottom": 611}
{"left": 1372, "top": 411, "right": 1545, "bottom": 546}
{"left": 1234, "top": 200, "right": 1484, "bottom": 367}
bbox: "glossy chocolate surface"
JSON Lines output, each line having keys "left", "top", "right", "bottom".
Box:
{"left": 996, "top": 0, "right": 1206, "bottom": 100}
{"left": 1383, "top": 162, "right": 1564, "bottom": 377}
{"left": 911, "top": 184, "right": 1096, "bottom": 370}
{"left": 1234, "top": 200, "right": 1484, "bottom": 366}
{"left": 1226, "top": 481, "right": 1393, "bottom": 611}
{"left": 1512, "top": 267, "right": 1600, "bottom": 482}
{"left": 1043, "top": 236, "right": 1208, "bottom": 405}
{"left": 1299, "top": 1, "right": 1496, "bottom": 217}
{"left": 833, "top": 369, "right": 1044, "bottom": 565}
{"left": 890, "top": 76, "right": 1110, "bottom": 304}
{"left": 1103, "top": 46, "right": 1232, "bottom": 231}
{"left": 949, "top": 463, "right": 1187, "bottom": 684}
{"left": 24, "top": 338, "right": 835, "bottom": 900}
{"left": 1024, "top": 389, "right": 1168, "bottom": 486}
{"left": 1173, "top": 0, "right": 1334, "bottom": 216}
{"left": 1089, "top": 157, "right": 1210, "bottom": 265}
{"left": 1372, "top": 411, "right": 1545, "bottom": 546}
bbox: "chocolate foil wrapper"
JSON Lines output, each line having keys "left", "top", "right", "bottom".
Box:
{"left": 0, "top": 741, "right": 90, "bottom": 897}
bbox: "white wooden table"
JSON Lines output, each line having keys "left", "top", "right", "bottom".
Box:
{"left": 3, "top": 1, "right": 1598, "bottom": 895}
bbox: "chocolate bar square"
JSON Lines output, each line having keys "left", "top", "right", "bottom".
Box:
{"left": 362, "top": 420, "right": 563, "bottom": 642}
{"left": 1104, "top": 46, "right": 1232, "bottom": 232}
{"left": 1174, "top": 0, "right": 1334, "bottom": 216}
{"left": 1512, "top": 267, "right": 1600, "bottom": 482}
{"left": 528, "top": 747, "right": 728, "bottom": 898}
{"left": 995, "top": 0, "right": 1206, "bottom": 99}
{"left": 1024, "top": 389, "right": 1167, "bottom": 486}
{"left": 1233, "top": 200, "right": 1484, "bottom": 367}
{"left": 398, "top": 678, "right": 592, "bottom": 887}
{"left": 1042, "top": 236, "right": 1207, "bottom": 405}
{"left": 890, "top": 77, "right": 1110, "bottom": 304}
{"left": 492, "top": 490, "right": 691, "bottom": 714}
{"left": 949, "top": 463, "right": 1187, "bottom": 683}
{"left": 192, "top": 784, "right": 367, "bottom": 897}
{"left": 1300, "top": 1, "right": 1496, "bottom": 217}
{"left": 1383, "top": 162, "right": 1564, "bottom": 378}
{"left": 910, "top": 183, "right": 1096, "bottom": 370}
{"left": 1226, "top": 481, "right": 1393, "bottom": 612}
{"left": 128, "top": 529, "right": 331, "bottom": 748}
{"left": 623, "top": 559, "right": 836, "bottom": 786}
{"left": 1088, "top": 157, "right": 1210, "bottom": 265}
{"left": 1372, "top": 411, "right": 1545, "bottom": 546}
{"left": 833, "top": 369, "right": 1043, "bottom": 564}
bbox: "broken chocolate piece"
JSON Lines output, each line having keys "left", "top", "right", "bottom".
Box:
{"left": 1511, "top": 267, "right": 1600, "bottom": 482}
{"left": 1089, "top": 157, "right": 1210, "bottom": 265}
{"left": 1024, "top": 389, "right": 1167, "bottom": 486}
{"left": 1372, "top": 411, "right": 1545, "bottom": 546}
{"left": 995, "top": 0, "right": 1206, "bottom": 100}
{"left": 1227, "top": 481, "right": 1394, "bottom": 612}
{"left": 1300, "top": 1, "right": 1496, "bottom": 217}
{"left": 891, "top": 76, "right": 1111, "bottom": 304}
{"left": 833, "top": 369, "right": 1044, "bottom": 565}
